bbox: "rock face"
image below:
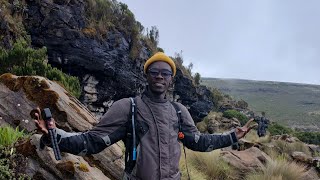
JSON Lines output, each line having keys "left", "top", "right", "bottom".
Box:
{"left": 221, "top": 147, "right": 271, "bottom": 175}
{"left": 0, "top": 74, "right": 124, "bottom": 179}
{"left": 24, "top": 0, "right": 213, "bottom": 120}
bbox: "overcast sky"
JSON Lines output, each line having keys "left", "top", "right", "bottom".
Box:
{"left": 119, "top": 0, "right": 320, "bottom": 85}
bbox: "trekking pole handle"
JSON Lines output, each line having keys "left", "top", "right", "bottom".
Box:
{"left": 42, "top": 108, "right": 54, "bottom": 129}
{"left": 42, "top": 108, "right": 62, "bottom": 160}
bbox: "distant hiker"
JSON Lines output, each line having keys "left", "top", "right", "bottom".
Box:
{"left": 257, "top": 112, "right": 269, "bottom": 137}
{"left": 31, "top": 52, "right": 256, "bottom": 180}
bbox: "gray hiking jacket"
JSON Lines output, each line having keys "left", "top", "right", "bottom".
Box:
{"left": 42, "top": 94, "right": 238, "bottom": 180}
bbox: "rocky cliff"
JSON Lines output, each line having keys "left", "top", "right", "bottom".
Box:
{"left": 20, "top": 0, "right": 213, "bottom": 120}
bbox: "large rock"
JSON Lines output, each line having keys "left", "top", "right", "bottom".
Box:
{"left": 0, "top": 74, "right": 124, "bottom": 179}
{"left": 220, "top": 147, "right": 271, "bottom": 175}
{"left": 29, "top": 134, "right": 110, "bottom": 180}
{"left": 0, "top": 73, "right": 95, "bottom": 132}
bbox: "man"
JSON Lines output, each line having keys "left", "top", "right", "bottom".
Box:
{"left": 32, "top": 52, "right": 255, "bottom": 180}
{"left": 257, "top": 112, "right": 268, "bottom": 137}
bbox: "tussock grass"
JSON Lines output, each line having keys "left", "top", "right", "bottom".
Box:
{"left": 246, "top": 158, "right": 306, "bottom": 180}
{"left": 272, "top": 140, "right": 311, "bottom": 156}
{"left": 180, "top": 148, "right": 236, "bottom": 180}
{"left": 179, "top": 152, "right": 207, "bottom": 180}
{"left": 244, "top": 130, "right": 271, "bottom": 144}
{"left": 0, "top": 126, "right": 25, "bottom": 147}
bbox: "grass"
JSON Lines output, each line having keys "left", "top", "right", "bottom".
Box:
{"left": 180, "top": 148, "right": 236, "bottom": 180}
{"left": 246, "top": 157, "right": 306, "bottom": 180}
{"left": 272, "top": 140, "right": 311, "bottom": 157}
{"left": 0, "top": 126, "right": 25, "bottom": 147}
{"left": 243, "top": 129, "right": 271, "bottom": 144}
{"left": 0, "top": 0, "right": 28, "bottom": 48}
{"left": 0, "top": 126, "right": 30, "bottom": 179}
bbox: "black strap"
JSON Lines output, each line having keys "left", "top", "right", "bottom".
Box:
{"left": 171, "top": 102, "right": 191, "bottom": 180}
{"left": 124, "top": 97, "right": 138, "bottom": 174}
{"left": 170, "top": 102, "right": 183, "bottom": 132}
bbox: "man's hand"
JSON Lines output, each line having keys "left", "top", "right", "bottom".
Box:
{"left": 30, "top": 107, "right": 56, "bottom": 135}
{"left": 235, "top": 118, "right": 257, "bottom": 139}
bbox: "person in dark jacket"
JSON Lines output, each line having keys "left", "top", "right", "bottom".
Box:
{"left": 257, "top": 112, "right": 269, "bottom": 137}
{"left": 32, "top": 52, "right": 255, "bottom": 180}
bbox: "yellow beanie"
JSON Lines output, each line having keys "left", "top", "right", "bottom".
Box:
{"left": 144, "top": 52, "right": 176, "bottom": 76}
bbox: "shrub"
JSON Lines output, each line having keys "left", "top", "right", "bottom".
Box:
{"left": 223, "top": 109, "right": 249, "bottom": 125}
{"left": 210, "top": 87, "right": 224, "bottom": 107}
{"left": 194, "top": 72, "right": 201, "bottom": 86}
{"left": 294, "top": 131, "right": 320, "bottom": 145}
{"left": 268, "top": 122, "right": 293, "bottom": 136}
{"left": 0, "top": 39, "right": 81, "bottom": 98}
{"left": 0, "top": 0, "right": 28, "bottom": 48}
{"left": 171, "top": 52, "right": 193, "bottom": 79}
{"left": 85, "top": 0, "right": 152, "bottom": 59}
{"left": 236, "top": 99, "right": 248, "bottom": 109}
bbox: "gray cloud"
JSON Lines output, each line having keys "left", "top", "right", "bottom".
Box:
{"left": 119, "top": 0, "right": 320, "bottom": 85}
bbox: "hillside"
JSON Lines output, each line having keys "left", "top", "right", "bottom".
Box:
{"left": 202, "top": 78, "right": 320, "bottom": 131}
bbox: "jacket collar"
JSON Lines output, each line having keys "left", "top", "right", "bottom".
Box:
{"left": 142, "top": 90, "right": 168, "bottom": 103}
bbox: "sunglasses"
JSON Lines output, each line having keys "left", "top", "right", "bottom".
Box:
{"left": 148, "top": 68, "right": 173, "bottom": 79}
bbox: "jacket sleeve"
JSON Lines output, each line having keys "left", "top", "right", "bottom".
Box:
{"left": 40, "top": 98, "right": 130, "bottom": 155}
{"left": 177, "top": 103, "right": 238, "bottom": 152}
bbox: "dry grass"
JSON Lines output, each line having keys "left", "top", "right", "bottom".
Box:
{"left": 272, "top": 140, "right": 311, "bottom": 157}
{"left": 180, "top": 148, "right": 236, "bottom": 180}
{"left": 179, "top": 152, "right": 207, "bottom": 180}
{"left": 244, "top": 130, "right": 271, "bottom": 144}
{"left": 246, "top": 158, "right": 307, "bottom": 180}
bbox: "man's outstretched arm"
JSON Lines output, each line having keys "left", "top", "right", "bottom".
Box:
{"left": 34, "top": 98, "right": 131, "bottom": 156}
{"left": 176, "top": 103, "right": 255, "bottom": 152}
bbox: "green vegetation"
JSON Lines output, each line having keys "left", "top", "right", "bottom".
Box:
{"left": 0, "top": 126, "right": 25, "bottom": 147}
{"left": 0, "top": 126, "right": 30, "bottom": 179}
{"left": 85, "top": 0, "right": 158, "bottom": 59}
{"left": 268, "top": 122, "right": 320, "bottom": 145}
{"left": 202, "top": 78, "right": 320, "bottom": 130}
{"left": 172, "top": 52, "right": 193, "bottom": 79}
{"left": 272, "top": 140, "right": 311, "bottom": 157}
{"left": 0, "top": 0, "right": 28, "bottom": 48}
{"left": 223, "top": 109, "right": 249, "bottom": 125}
{"left": 194, "top": 72, "right": 201, "bottom": 86}
{"left": 0, "top": 39, "right": 81, "bottom": 98}
{"left": 268, "top": 122, "right": 293, "bottom": 136}
{"left": 171, "top": 51, "right": 203, "bottom": 89}
{"left": 294, "top": 131, "right": 320, "bottom": 145}
{"left": 209, "top": 87, "right": 224, "bottom": 109}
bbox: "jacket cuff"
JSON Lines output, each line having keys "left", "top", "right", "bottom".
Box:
{"left": 40, "top": 134, "right": 51, "bottom": 149}
{"left": 229, "top": 130, "right": 239, "bottom": 150}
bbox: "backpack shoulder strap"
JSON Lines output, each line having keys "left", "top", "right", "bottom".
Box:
{"left": 124, "top": 97, "right": 137, "bottom": 174}
{"left": 170, "top": 102, "right": 184, "bottom": 139}
{"left": 170, "top": 101, "right": 191, "bottom": 180}
{"left": 130, "top": 97, "right": 137, "bottom": 160}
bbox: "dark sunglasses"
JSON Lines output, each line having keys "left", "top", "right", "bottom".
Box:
{"left": 148, "top": 68, "right": 173, "bottom": 79}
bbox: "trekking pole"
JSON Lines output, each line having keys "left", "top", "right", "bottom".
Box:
{"left": 42, "top": 108, "right": 62, "bottom": 160}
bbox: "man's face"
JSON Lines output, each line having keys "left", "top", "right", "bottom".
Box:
{"left": 146, "top": 61, "right": 173, "bottom": 95}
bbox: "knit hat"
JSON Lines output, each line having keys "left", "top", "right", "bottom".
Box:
{"left": 144, "top": 52, "right": 176, "bottom": 76}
